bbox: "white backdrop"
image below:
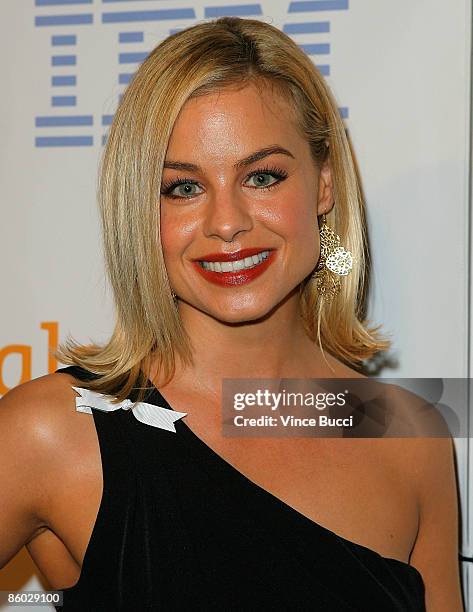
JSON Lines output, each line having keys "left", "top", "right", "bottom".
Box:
{"left": 0, "top": 0, "right": 471, "bottom": 609}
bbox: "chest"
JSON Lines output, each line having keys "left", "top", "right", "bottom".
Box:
{"left": 27, "top": 404, "right": 420, "bottom": 590}
{"left": 177, "top": 424, "right": 419, "bottom": 561}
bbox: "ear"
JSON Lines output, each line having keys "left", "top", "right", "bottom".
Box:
{"left": 316, "top": 159, "right": 334, "bottom": 216}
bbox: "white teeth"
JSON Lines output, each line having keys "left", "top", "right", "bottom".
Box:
{"left": 200, "top": 250, "right": 270, "bottom": 273}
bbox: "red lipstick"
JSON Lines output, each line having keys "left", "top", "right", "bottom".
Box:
{"left": 192, "top": 248, "right": 276, "bottom": 287}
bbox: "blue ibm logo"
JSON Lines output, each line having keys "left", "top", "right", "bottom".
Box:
{"left": 34, "top": 0, "right": 348, "bottom": 148}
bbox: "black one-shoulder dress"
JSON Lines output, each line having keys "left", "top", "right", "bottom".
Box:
{"left": 54, "top": 365, "right": 425, "bottom": 611}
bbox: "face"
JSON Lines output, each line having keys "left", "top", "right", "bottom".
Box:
{"left": 159, "top": 82, "right": 334, "bottom": 323}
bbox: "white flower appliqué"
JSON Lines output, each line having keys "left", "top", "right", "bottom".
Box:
{"left": 72, "top": 386, "right": 187, "bottom": 433}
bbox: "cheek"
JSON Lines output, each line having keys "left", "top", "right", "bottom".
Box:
{"left": 274, "top": 194, "right": 320, "bottom": 271}
{"left": 277, "top": 197, "right": 318, "bottom": 246}
{"left": 159, "top": 205, "right": 196, "bottom": 258}
{"left": 295, "top": 217, "right": 319, "bottom": 266}
{"left": 159, "top": 216, "right": 176, "bottom": 259}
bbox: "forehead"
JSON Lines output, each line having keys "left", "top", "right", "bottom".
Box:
{"left": 165, "top": 82, "right": 303, "bottom": 159}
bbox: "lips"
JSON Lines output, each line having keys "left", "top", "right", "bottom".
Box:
{"left": 192, "top": 249, "right": 276, "bottom": 287}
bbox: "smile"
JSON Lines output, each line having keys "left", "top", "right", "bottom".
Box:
{"left": 192, "top": 249, "right": 276, "bottom": 287}
{"left": 199, "top": 250, "right": 270, "bottom": 273}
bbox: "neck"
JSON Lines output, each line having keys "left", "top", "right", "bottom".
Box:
{"left": 158, "top": 291, "right": 338, "bottom": 393}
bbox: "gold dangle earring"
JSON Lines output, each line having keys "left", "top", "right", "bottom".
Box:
{"left": 313, "top": 213, "right": 354, "bottom": 300}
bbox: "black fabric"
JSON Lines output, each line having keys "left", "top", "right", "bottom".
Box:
{"left": 54, "top": 365, "right": 426, "bottom": 611}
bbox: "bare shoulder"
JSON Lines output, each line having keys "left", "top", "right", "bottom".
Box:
{"left": 0, "top": 372, "right": 98, "bottom": 501}
{"left": 375, "top": 386, "right": 463, "bottom": 609}
{"left": 0, "top": 372, "right": 99, "bottom": 570}
{"left": 358, "top": 383, "right": 457, "bottom": 506}
{"left": 1, "top": 370, "right": 80, "bottom": 414}
{"left": 409, "top": 435, "right": 463, "bottom": 610}
{"left": 0, "top": 372, "right": 92, "bottom": 456}
{"left": 381, "top": 382, "right": 450, "bottom": 437}
{"left": 317, "top": 359, "right": 462, "bottom": 607}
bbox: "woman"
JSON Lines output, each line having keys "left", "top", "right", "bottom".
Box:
{"left": 0, "top": 16, "right": 463, "bottom": 611}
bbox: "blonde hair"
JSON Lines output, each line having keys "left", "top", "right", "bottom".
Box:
{"left": 56, "top": 16, "right": 390, "bottom": 402}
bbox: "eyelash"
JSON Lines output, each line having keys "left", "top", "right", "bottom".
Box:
{"left": 160, "top": 165, "right": 289, "bottom": 200}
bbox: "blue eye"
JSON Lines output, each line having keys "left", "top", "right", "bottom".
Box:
{"left": 245, "top": 165, "right": 288, "bottom": 192}
{"left": 160, "top": 165, "right": 288, "bottom": 200}
{"left": 161, "top": 179, "right": 203, "bottom": 199}
{"left": 246, "top": 171, "right": 281, "bottom": 189}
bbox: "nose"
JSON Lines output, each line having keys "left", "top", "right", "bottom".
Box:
{"left": 202, "top": 186, "right": 253, "bottom": 243}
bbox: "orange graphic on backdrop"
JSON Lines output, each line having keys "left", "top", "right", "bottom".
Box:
{"left": 0, "top": 321, "right": 58, "bottom": 396}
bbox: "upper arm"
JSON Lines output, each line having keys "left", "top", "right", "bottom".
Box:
{"left": 0, "top": 375, "right": 78, "bottom": 569}
{"left": 409, "top": 436, "right": 464, "bottom": 612}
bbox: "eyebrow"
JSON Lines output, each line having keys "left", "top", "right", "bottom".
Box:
{"left": 163, "top": 145, "right": 295, "bottom": 172}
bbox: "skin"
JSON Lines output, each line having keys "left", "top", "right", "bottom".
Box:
{"left": 0, "top": 83, "right": 464, "bottom": 611}
{"left": 158, "top": 82, "right": 340, "bottom": 397}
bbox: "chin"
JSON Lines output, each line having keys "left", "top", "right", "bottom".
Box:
{"left": 206, "top": 298, "right": 280, "bottom": 326}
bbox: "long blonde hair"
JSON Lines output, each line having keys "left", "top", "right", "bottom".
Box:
{"left": 56, "top": 16, "right": 390, "bottom": 402}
